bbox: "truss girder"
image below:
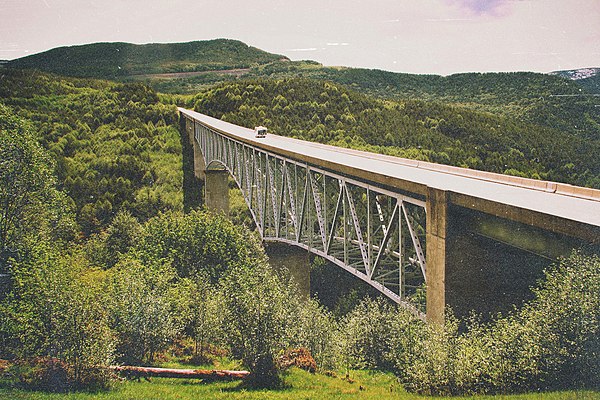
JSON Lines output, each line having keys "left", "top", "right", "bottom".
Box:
{"left": 188, "top": 117, "right": 427, "bottom": 315}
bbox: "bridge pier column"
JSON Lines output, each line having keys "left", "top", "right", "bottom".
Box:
{"left": 265, "top": 243, "right": 310, "bottom": 300}
{"left": 425, "top": 187, "right": 448, "bottom": 325}
{"left": 181, "top": 115, "right": 204, "bottom": 209}
{"left": 190, "top": 128, "right": 206, "bottom": 181}
{"left": 205, "top": 169, "right": 229, "bottom": 215}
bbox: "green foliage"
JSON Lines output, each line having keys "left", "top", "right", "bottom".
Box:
{"left": 340, "top": 297, "right": 399, "bottom": 370}
{"left": 400, "top": 251, "right": 600, "bottom": 395}
{"left": 0, "top": 69, "right": 183, "bottom": 235}
{"left": 219, "top": 262, "right": 296, "bottom": 387}
{"left": 0, "top": 104, "right": 68, "bottom": 265}
{"left": 6, "top": 39, "right": 287, "bottom": 78}
{"left": 191, "top": 78, "right": 600, "bottom": 188}
{"left": 102, "top": 211, "right": 142, "bottom": 268}
{"left": 186, "top": 274, "right": 225, "bottom": 362}
{"left": 105, "top": 257, "right": 182, "bottom": 364}
{"left": 287, "top": 298, "right": 340, "bottom": 371}
{"left": 135, "top": 209, "right": 264, "bottom": 281}
{"left": 0, "top": 240, "right": 115, "bottom": 389}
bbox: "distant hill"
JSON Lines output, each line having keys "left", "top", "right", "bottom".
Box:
{"left": 550, "top": 67, "right": 600, "bottom": 94}
{"left": 5, "top": 39, "right": 288, "bottom": 78}
{"left": 238, "top": 62, "right": 599, "bottom": 141}
{"left": 5, "top": 40, "right": 599, "bottom": 184}
{"left": 577, "top": 75, "right": 600, "bottom": 94}
{"left": 137, "top": 57, "right": 599, "bottom": 142}
{"left": 551, "top": 67, "right": 600, "bottom": 81}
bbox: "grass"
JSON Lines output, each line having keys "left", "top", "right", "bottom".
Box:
{"left": 1, "top": 368, "right": 598, "bottom": 399}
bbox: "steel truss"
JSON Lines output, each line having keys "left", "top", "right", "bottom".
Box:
{"left": 191, "top": 118, "right": 427, "bottom": 315}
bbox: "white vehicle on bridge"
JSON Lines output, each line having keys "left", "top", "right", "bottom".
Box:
{"left": 254, "top": 126, "right": 267, "bottom": 138}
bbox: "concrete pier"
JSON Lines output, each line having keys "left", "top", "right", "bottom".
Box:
{"left": 425, "top": 188, "right": 448, "bottom": 324}
{"left": 205, "top": 169, "right": 229, "bottom": 215}
{"left": 265, "top": 242, "right": 310, "bottom": 299}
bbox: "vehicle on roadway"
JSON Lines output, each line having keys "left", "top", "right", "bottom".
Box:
{"left": 254, "top": 126, "right": 267, "bottom": 138}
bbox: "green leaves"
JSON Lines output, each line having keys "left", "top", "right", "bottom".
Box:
{"left": 193, "top": 77, "right": 599, "bottom": 189}
{"left": 400, "top": 251, "right": 600, "bottom": 395}
{"left": 1, "top": 69, "right": 182, "bottom": 236}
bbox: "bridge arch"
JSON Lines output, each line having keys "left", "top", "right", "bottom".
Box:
{"left": 187, "top": 115, "right": 428, "bottom": 317}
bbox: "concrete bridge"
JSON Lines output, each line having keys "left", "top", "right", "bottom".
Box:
{"left": 179, "top": 108, "right": 600, "bottom": 323}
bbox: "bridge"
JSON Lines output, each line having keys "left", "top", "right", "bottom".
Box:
{"left": 179, "top": 108, "right": 600, "bottom": 323}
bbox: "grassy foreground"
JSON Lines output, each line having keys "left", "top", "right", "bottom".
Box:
{"left": 1, "top": 368, "right": 598, "bottom": 400}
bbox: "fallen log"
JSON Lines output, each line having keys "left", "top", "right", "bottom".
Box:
{"left": 110, "top": 365, "right": 250, "bottom": 381}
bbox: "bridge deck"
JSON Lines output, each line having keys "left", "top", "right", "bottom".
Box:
{"left": 179, "top": 109, "right": 600, "bottom": 233}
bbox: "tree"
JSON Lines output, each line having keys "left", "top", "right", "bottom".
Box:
{"left": 106, "top": 257, "right": 182, "bottom": 364}
{"left": 220, "top": 262, "right": 296, "bottom": 387}
{"left": 0, "top": 104, "right": 56, "bottom": 269}
{"left": 0, "top": 240, "right": 115, "bottom": 389}
{"left": 188, "top": 273, "right": 224, "bottom": 362}
{"left": 136, "top": 210, "right": 265, "bottom": 281}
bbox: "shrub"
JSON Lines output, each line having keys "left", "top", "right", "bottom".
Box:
{"left": 290, "top": 298, "right": 341, "bottom": 370}
{"left": 13, "top": 357, "right": 71, "bottom": 393}
{"left": 1, "top": 241, "right": 115, "bottom": 390}
{"left": 136, "top": 210, "right": 265, "bottom": 281}
{"left": 400, "top": 251, "right": 600, "bottom": 395}
{"left": 219, "top": 262, "right": 296, "bottom": 388}
{"left": 278, "top": 348, "right": 317, "bottom": 373}
{"left": 106, "top": 257, "right": 182, "bottom": 364}
{"left": 8, "top": 357, "right": 112, "bottom": 392}
{"left": 339, "top": 297, "right": 399, "bottom": 370}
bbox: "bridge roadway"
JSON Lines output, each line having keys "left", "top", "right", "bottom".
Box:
{"left": 179, "top": 108, "right": 600, "bottom": 239}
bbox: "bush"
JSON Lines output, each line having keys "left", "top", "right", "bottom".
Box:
{"left": 289, "top": 298, "right": 341, "bottom": 370}
{"left": 106, "top": 257, "right": 182, "bottom": 364}
{"left": 219, "top": 262, "right": 296, "bottom": 388}
{"left": 13, "top": 357, "right": 71, "bottom": 393}
{"left": 1, "top": 241, "right": 115, "bottom": 390}
{"left": 136, "top": 210, "right": 265, "bottom": 281}
{"left": 400, "top": 251, "right": 600, "bottom": 395}
{"left": 278, "top": 348, "right": 317, "bottom": 373}
{"left": 8, "top": 357, "right": 112, "bottom": 392}
{"left": 340, "top": 297, "right": 400, "bottom": 370}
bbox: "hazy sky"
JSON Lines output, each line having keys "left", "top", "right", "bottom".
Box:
{"left": 1, "top": 0, "right": 599, "bottom": 75}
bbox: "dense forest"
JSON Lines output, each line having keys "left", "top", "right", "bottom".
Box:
{"left": 552, "top": 68, "right": 600, "bottom": 94}
{"left": 1, "top": 41, "right": 599, "bottom": 397}
{"left": 5, "top": 39, "right": 287, "bottom": 78}
{"left": 0, "top": 69, "right": 182, "bottom": 234}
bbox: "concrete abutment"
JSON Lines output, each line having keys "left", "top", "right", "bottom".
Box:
{"left": 204, "top": 169, "right": 229, "bottom": 216}
{"left": 265, "top": 242, "right": 311, "bottom": 299}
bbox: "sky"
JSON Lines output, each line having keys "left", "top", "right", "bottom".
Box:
{"left": 1, "top": 0, "right": 599, "bottom": 76}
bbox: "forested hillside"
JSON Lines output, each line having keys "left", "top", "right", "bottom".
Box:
{"left": 146, "top": 58, "right": 600, "bottom": 143}
{"left": 0, "top": 69, "right": 182, "bottom": 234}
{"left": 189, "top": 78, "right": 600, "bottom": 188}
{"left": 7, "top": 39, "right": 598, "bottom": 144}
{"left": 5, "top": 39, "right": 287, "bottom": 78}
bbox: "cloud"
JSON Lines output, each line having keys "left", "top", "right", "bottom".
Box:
{"left": 286, "top": 48, "right": 318, "bottom": 52}
{"left": 445, "top": 0, "right": 515, "bottom": 16}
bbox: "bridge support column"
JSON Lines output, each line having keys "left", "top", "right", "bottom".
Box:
{"left": 205, "top": 169, "right": 229, "bottom": 215}
{"left": 181, "top": 115, "right": 204, "bottom": 209}
{"left": 425, "top": 187, "right": 448, "bottom": 324}
{"left": 191, "top": 132, "right": 206, "bottom": 181}
{"left": 265, "top": 243, "right": 310, "bottom": 300}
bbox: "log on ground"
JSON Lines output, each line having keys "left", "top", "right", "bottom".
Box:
{"left": 110, "top": 365, "right": 250, "bottom": 381}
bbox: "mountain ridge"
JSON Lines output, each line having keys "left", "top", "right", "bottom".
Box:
{"left": 5, "top": 39, "right": 288, "bottom": 78}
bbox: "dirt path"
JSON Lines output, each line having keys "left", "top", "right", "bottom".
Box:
{"left": 134, "top": 68, "right": 250, "bottom": 79}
